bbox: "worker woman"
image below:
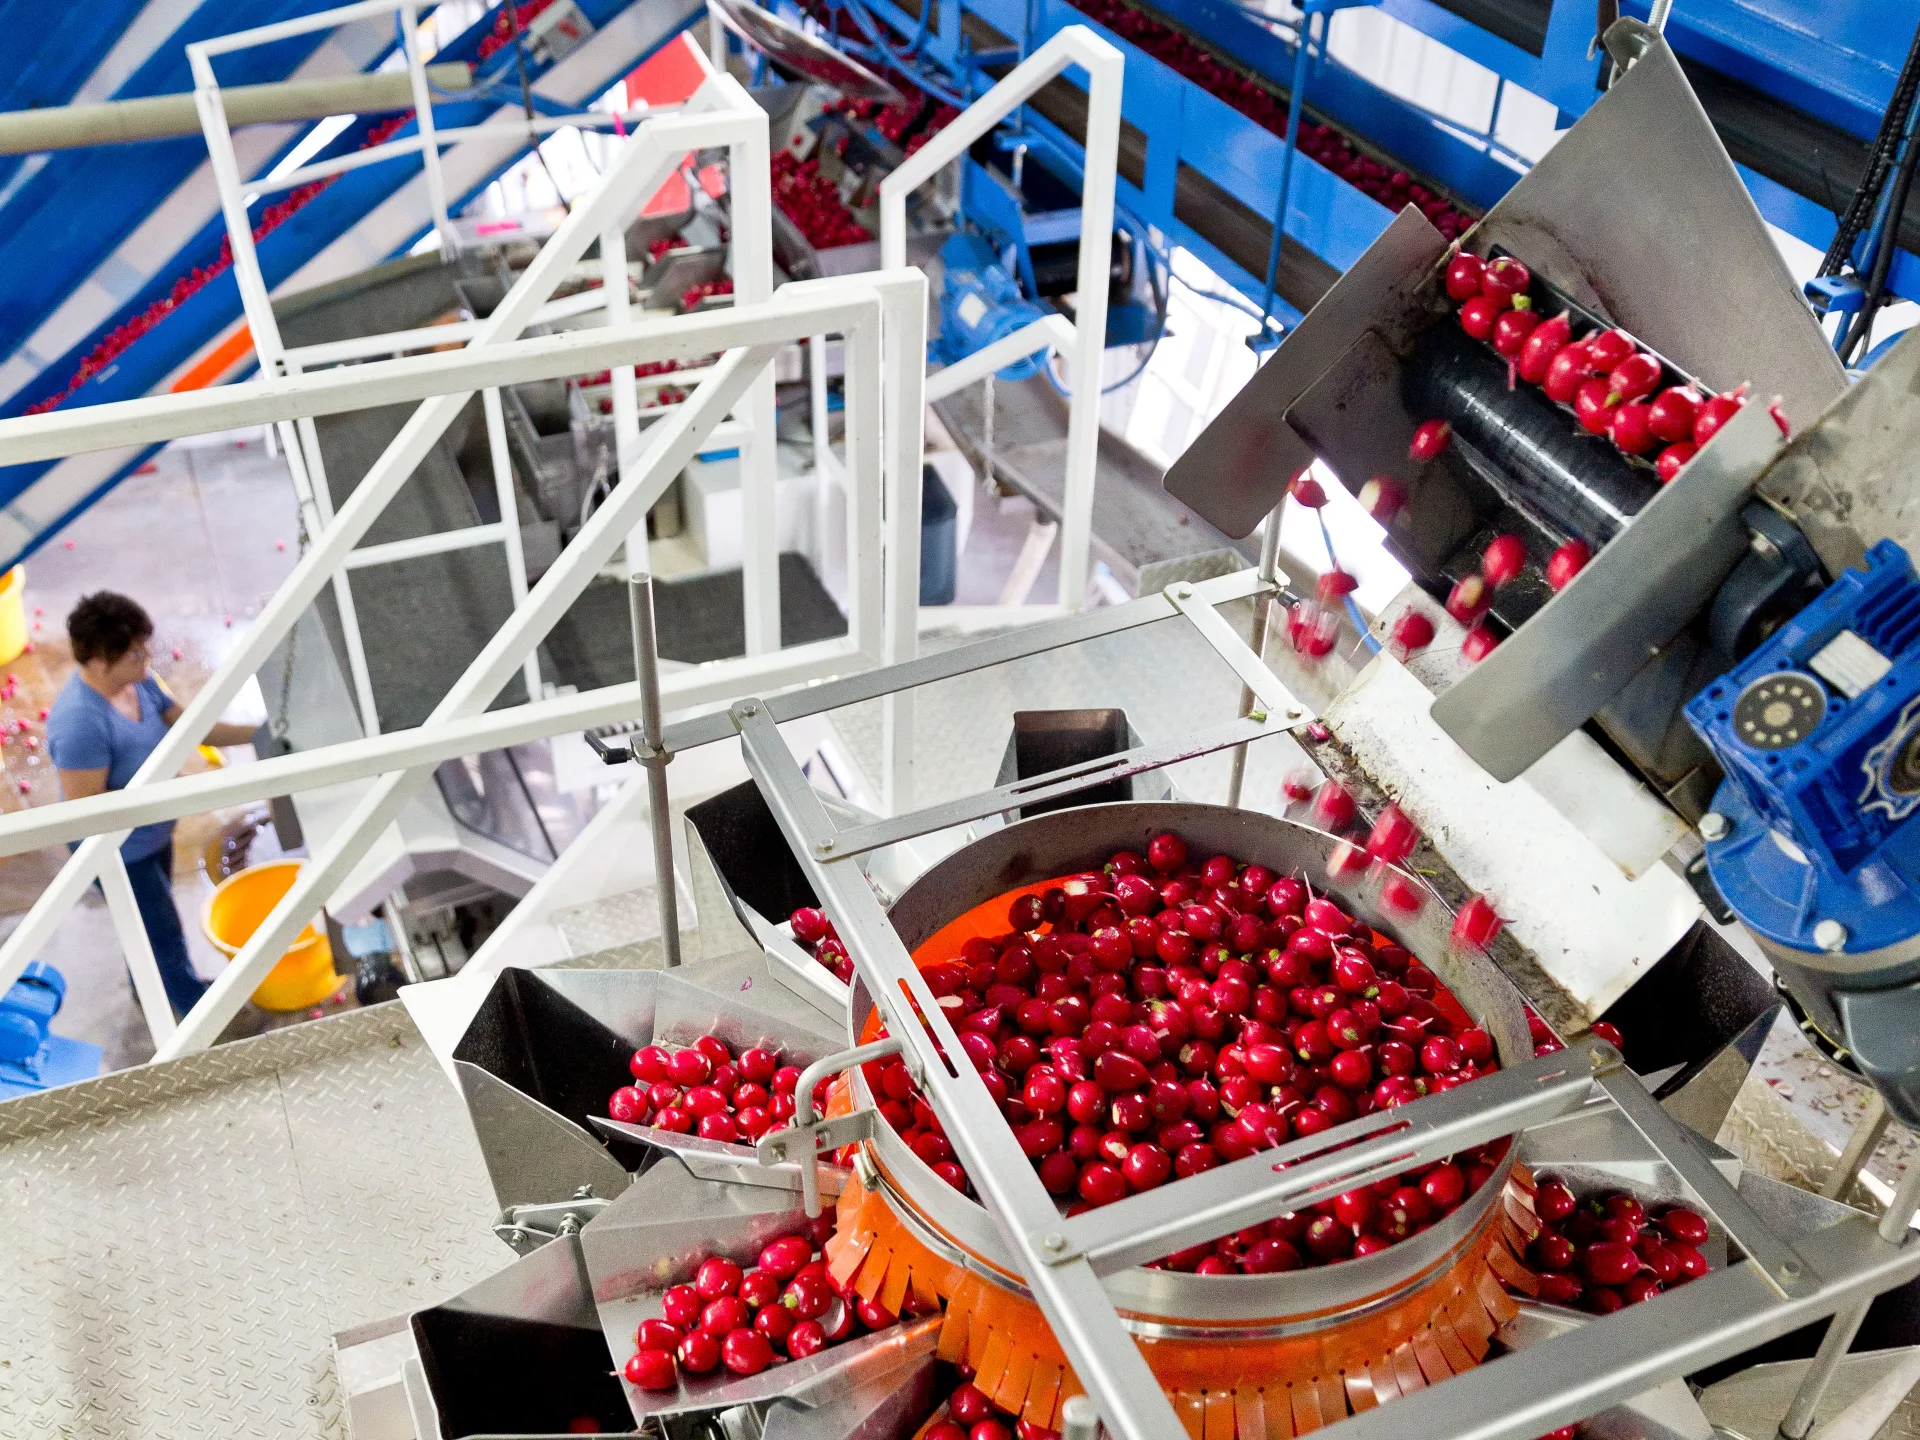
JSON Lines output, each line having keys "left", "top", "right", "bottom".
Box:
{"left": 47, "top": 592, "right": 258, "bottom": 1018}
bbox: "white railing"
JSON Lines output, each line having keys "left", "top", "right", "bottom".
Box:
{"left": 0, "top": 71, "right": 926, "bottom": 1060}
{"left": 878, "top": 25, "right": 1124, "bottom": 616}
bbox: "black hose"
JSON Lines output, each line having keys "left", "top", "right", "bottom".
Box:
{"left": 1841, "top": 115, "right": 1920, "bottom": 364}
{"left": 1820, "top": 17, "right": 1920, "bottom": 278}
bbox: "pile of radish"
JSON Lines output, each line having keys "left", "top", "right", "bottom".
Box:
{"left": 1525, "top": 1177, "right": 1712, "bottom": 1316}
{"left": 621, "top": 1226, "right": 917, "bottom": 1391}
{"left": 923, "top": 1374, "right": 1059, "bottom": 1440}
{"left": 790, "top": 905, "right": 855, "bottom": 983}
{"left": 1381, "top": 252, "right": 1756, "bottom": 664}
{"left": 606, "top": 1035, "right": 816, "bottom": 1144}
{"left": 770, "top": 150, "right": 872, "bottom": 250}
{"left": 857, "top": 828, "right": 1513, "bottom": 1273}
{"left": 1444, "top": 250, "right": 1746, "bottom": 482}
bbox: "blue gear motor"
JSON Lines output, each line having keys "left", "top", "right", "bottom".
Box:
{"left": 1686, "top": 540, "right": 1920, "bottom": 1123}
{"left": 933, "top": 231, "right": 1051, "bottom": 382}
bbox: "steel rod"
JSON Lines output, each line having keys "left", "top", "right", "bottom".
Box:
{"left": 1226, "top": 502, "right": 1286, "bottom": 808}
{"left": 1778, "top": 1150, "right": 1920, "bottom": 1438}
{"left": 1821, "top": 1093, "right": 1891, "bottom": 1201}
{"left": 629, "top": 574, "right": 680, "bottom": 969}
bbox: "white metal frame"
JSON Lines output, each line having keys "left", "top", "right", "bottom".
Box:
{"left": 877, "top": 24, "right": 1125, "bottom": 614}
{"left": 187, "top": 1, "right": 784, "bottom": 735}
{"left": 0, "top": 75, "right": 926, "bottom": 1060}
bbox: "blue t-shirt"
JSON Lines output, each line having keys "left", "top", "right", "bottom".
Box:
{"left": 47, "top": 672, "right": 176, "bottom": 860}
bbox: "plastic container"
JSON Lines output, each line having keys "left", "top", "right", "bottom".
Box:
{"left": 201, "top": 859, "right": 339, "bottom": 1011}
{"left": 0, "top": 568, "right": 28, "bottom": 665}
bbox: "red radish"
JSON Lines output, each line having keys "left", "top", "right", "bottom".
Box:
{"left": 1574, "top": 379, "right": 1621, "bottom": 435}
{"left": 1544, "top": 343, "right": 1594, "bottom": 404}
{"left": 1480, "top": 256, "right": 1530, "bottom": 304}
{"left": 677, "top": 1329, "right": 722, "bottom": 1373}
{"left": 1583, "top": 1242, "right": 1642, "bottom": 1286}
{"left": 1366, "top": 805, "right": 1419, "bottom": 864}
{"left": 695, "top": 1257, "right": 742, "bottom": 1299}
{"left": 1290, "top": 471, "right": 1328, "bottom": 507}
{"left": 1655, "top": 442, "right": 1697, "bottom": 483}
{"left": 1410, "top": 418, "right": 1453, "bottom": 461}
{"left": 1390, "top": 609, "right": 1435, "bottom": 654}
{"left": 1311, "top": 779, "right": 1356, "bottom": 831}
{"left": 662, "top": 1284, "right": 703, "bottom": 1328}
{"left": 1609, "top": 400, "right": 1656, "bottom": 455}
{"left": 1607, "top": 352, "right": 1663, "bottom": 401}
{"left": 1768, "top": 397, "right": 1791, "bottom": 436}
{"left": 1647, "top": 386, "right": 1700, "bottom": 443}
{"left": 1280, "top": 767, "right": 1318, "bottom": 804}
{"left": 1659, "top": 1207, "right": 1709, "bottom": 1246}
{"left": 1517, "top": 311, "right": 1572, "bottom": 384}
{"left": 1459, "top": 295, "right": 1503, "bottom": 340}
{"left": 1536, "top": 1179, "right": 1577, "bottom": 1223}
{"left": 1316, "top": 569, "right": 1359, "bottom": 603}
{"left": 1591, "top": 1020, "right": 1625, "bottom": 1049}
{"left": 1451, "top": 895, "right": 1502, "bottom": 949}
{"left": 1481, "top": 534, "right": 1527, "bottom": 588}
{"left": 1493, "top": 305, "right": 1541, "bottom": 358}
{"left": 1446, "top": 573, "right": 1490, "bottom": 624}
{"left": 1460, "top": 625, "right": 1499, "bottom": 662}
{"left": 1546, "top": 540, "right": 1590, "bottom": 591}
{"left": 625, "top": 1347, "right": 677, "bottom": 1389}
{"left": 1360, "top": 476, "right": 1405, "bottom": 522}
{"left": 1288, "top": 600, "right": 1339, "bottom": 658}
{"left": 722, "top": 1328, "right": 773, "bottom": 1375}
{"left": 1586, "top": 328, "right": 1635, "bottom": 371}
{"left": 1444, "top": 252, "right": 1485, "bottom": 301}
{"left": 1693, "top": 385, "right": 1749, "bottom": 445}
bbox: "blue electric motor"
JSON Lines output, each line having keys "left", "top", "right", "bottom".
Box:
{"left": 934, "top": 232, "right": 1052, "bottom": 382}
{"left": 0, "top": 961, "right": 101, "bottom": 1097}
{"left": 1686, "top": 540, "right": 1920, "bottom": 1122}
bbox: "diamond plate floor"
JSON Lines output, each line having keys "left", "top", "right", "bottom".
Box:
{"left": 0, "top": 1003, "right": 505, "bottom": 1440}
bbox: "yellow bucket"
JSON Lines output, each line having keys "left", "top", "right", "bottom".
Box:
{"left": 0, "top": 567, "right": 28, "bottom": 666}
{"left": 201, "top": 859, "right": 341, "bottom": 1011}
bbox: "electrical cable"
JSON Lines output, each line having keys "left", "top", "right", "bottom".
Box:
{"left": 1820, "top": 16, "right": 1920, "bottom": 279}
{"left": 501, "top": 1, "right": 568, "bottom": 204}
{"left": 1841, "top": 110, "right": 1920, "bottom": 365}
{"left": 1042, "top": 238, "right": 1168, "bottom": 397}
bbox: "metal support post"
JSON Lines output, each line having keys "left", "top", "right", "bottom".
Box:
{"left": 398, "top": 0, "right": 456, "bottom": 252}
{"left": 721, "top": 75, "right": 781, "bottom": 655}
{"left": 879, "top": 274, "right": 928, "bottom": 814}
{"left": 99, "top": 850, "right": 177, "bottom": 1047}
{"left": 1061, "top": 1396, "right": 1101, "bottom": 1440}
{"left": 483, "top": 386, "right": 542, "bottom": 701}
{"left": 1778, "top": 1153, "right": 1920, "bottom": 1438}
{"left": 1225, "top": 502, "right": 1286, "bottom": 808}
{"left": 629, "top": 575, "right": 680, "bottom": 967}
{"left": 1821, "top": 1093, "right": 1892, "bottom": 1202}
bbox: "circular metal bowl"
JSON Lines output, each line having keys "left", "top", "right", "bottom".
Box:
{"left": 847, "top": 801, "right": 1532, "bottom": 1334}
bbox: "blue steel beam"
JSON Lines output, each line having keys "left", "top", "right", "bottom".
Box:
{"left": 0, "top": 0, "right": 343, "bottom": 368}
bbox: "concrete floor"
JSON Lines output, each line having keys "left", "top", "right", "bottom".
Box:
{"left": 2, "top": 429, "right": 305, "bottom": 1070}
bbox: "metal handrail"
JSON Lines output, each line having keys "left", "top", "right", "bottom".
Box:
{"left": 0, "top": 78, "right": 925, "bottom": 1058}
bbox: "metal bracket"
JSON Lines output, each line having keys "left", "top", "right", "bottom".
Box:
{"left": 492, "top": 1186, "right": 608, "bottom": 1252}
{"left": 583, "top": 730, "right": 632, "bottom": 765}
{"left": 755, "top": 1036, "right": 902, "bottom": 1217}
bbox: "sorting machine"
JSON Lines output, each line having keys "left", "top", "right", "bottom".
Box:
{"left": 400, "top": 21, "right": 1920, "bottom": 1440}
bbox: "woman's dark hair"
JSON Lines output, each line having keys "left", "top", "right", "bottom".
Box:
{"left": 68, "top": 592, "right": 154, "bottom": 666}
